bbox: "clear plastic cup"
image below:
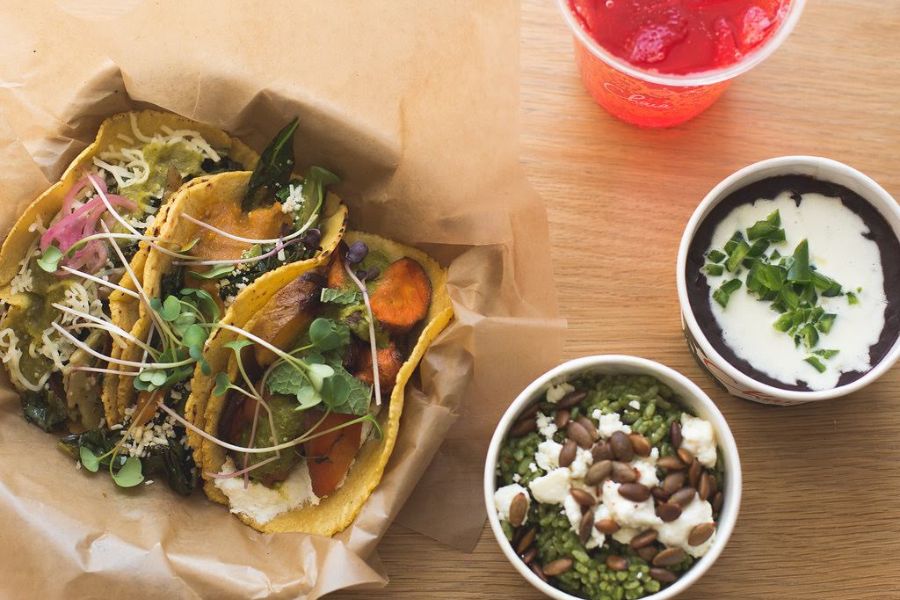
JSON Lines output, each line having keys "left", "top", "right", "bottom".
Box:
{"left": 556, "top": 0, "right": 806, "bottom": 128}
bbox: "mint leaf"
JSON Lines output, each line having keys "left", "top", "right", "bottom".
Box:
{"left": 320, "top": 362, "right": 372, "bottom": 416}
{"left": 320, "top": 288, "right": 362, "bottom": 305}
{"left": 309, "top": 318, "right": 350, "bottom": 352}
{"left": 266, "top": 361, "right": 322, "bottom": 410}
{"left": 37, "top": 245, "right": 63, "bottom": 273}
{"left": 266, "top": 361, "right": 305, "bottom": 396}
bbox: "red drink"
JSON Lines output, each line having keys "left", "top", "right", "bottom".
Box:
{"left": 558, "top": 0, "right": 804, "bottom": 127}
{"left": 570, "top": 0, "right": 787, "bottom": 75}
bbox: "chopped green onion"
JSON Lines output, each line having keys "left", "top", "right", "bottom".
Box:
{"left": 812, "top": 271, "right": 843, "bottom": 297}
{"left": 816, "top": 313, "right": 836, "bottom": 334}
{"left": 805, "top": 356, "right": 827, "bottom": 373}
{"left": 725, "top": 240, "right": 751, "bottom": 273}
{"left": 724, "top": 231, "right": 745, "bottom": 255}
{"left": 704, "top": 263, "right": 724, "bottom": 276}
{"left": 774, "top": 311, "right": 795, "bottom": 332}
{"left": 713, "top": 278, "right": 742, "bottom": 308}
{"left": 707, "top": 250, "right": 726, "bottom": 264}
{"left": 747, "top": 210, "right": 784, "bottom": 241}
{"left": 786, "top": 239, "right": 811, "bottom": 283}
{"left": 813, "top": 349, "right": 840, "bottom": 359}
{"left": 746, "top": 238, "right": 770, "bottom": 260}
{"left": 799, "top": 323, "right": 819, "bottom": 349}
{"left": 847, "top": 291, "right": 859, "bottom": 305}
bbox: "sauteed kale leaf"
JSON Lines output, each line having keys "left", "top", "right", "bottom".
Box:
{"left": 243, "top": 118, "right": 299, "bottom": 211}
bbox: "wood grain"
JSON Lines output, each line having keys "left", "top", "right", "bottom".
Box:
{"left": 335, "top": 1, "right": 900, "bottom": 598}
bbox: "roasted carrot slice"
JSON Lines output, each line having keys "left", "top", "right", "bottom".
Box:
{"left": 249, "top": 273, "right": 323, "bottom": 366}
{"left": 369, "top": 257, "right": 431, "bottom": 333}
{"left": 353, "top": 341, "right": 404, "bottom": 394}
{"left": 327, "top": 245, "right": 350, "bottom": 290}
{"left": 304, "top": 412, "right": 362, "bottom": 498}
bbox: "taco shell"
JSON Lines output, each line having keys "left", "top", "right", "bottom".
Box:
{"left": 0, "top": 110, "right": 257, "bottom": 427}
{"left": 189, "top": 231, "right": 453, "bottom": 535}
{"left": 114, "top": 171, "right": 348, "bottom": 423}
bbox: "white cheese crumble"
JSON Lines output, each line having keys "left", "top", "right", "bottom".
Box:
{"left": 631, "top": 447, "right": 660, "bottom": 488}
{"left": 601, "top": 480, "right": 662, "bottom": 531}
{"left": 215, "top": 457, "right": 321, "bottom": 524}
{"left": 536, "top": 412, "right": 557, "bottom": 439}
{"left": 680, "top": 414, "right": 717, "bottom": 468}
{"left": 280, "top": 183, "right": 305, "bottom": 214}
{"left": 494, "top": 483, "right": 530, "bottom": 524}
{"left": 529, "top": 468, "right": 571, "bottom": 504}
{"left": 535, "top": 440, "right": 563, "bottom": 471}
{"left": 628, "top": 399, "right": 641, "bottom": 410}
{"left": 120, "top": 405, "right": 181, "bottom": 458}
{"left": 592, "top": 410, "right": 632, "bottom": 438}
{"left": 546, "top": 382, "right": 574, "bottom": 403}
{"left": 657, "top": 497, "right": 716, "bottom": 558}
{"left": 569, "top": 447, "right": 594, "bottom": 480}
{"left": 563, "top": 494, "right": 605, "bottom": 549}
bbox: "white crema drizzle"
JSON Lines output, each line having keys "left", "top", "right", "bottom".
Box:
{"left": 705, "top": 191, "right": 886, "bottom": 390}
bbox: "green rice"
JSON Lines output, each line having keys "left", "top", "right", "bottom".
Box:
{"left": 496, "top": 373, "right": 725, "bottom": 600}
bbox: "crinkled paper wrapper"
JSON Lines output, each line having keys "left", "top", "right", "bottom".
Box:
{"left": 0, "top": 1, "right": 564, "bottom": 597}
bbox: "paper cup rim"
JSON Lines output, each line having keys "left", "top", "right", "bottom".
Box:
{"left": 554, "top": 0, "right": 806, "bottom": 87}
{"left": 676, "top": 155, "right": 900, "bottom": 403}
{"left": 483, "top": 355, "right": 742, "bottom": 600}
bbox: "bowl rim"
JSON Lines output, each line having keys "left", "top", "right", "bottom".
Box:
{"left": 483, "top": 355, "right": 743, "bottom": 600}
{"left": 675, "top": 155, "right": 900, "bottom": 402}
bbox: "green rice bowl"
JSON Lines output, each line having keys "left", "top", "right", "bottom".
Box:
{"left": 492, "top": 372, "right": 727, "bottom": 600}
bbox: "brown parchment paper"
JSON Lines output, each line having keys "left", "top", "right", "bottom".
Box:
{"left": 0, "top": 1, "right": 564, "bottom": 597}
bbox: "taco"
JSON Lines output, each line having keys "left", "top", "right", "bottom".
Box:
{"left": 182, "top": 232, "right": 452, "bottom": 534}
{"left": 0, "top": 110, "right": 256, "bottom": 435}
{"left": 67, "top": 119, "right": 349, "bottom": 495}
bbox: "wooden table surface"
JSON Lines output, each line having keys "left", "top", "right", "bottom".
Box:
{"left": 336, "top": 1, "right": 900, "bottom": 598}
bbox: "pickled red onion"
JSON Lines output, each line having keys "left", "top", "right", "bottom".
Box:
{"left": 40, "top": 174, "right": 136, "bottom": 273}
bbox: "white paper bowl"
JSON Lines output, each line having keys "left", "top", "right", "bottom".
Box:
{"left": 676, "top": 156, "right": 900, "bottom": 405}
{"left": 483, "top": 355, "right": 742, "bottom": 600}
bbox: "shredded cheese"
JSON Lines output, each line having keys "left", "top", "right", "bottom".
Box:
{"left": 93, "top": 116, "right": 221, "bottom": 190}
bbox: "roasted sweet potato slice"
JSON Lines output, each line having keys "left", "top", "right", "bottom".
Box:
{"left": 132, "top": 390, "right": 161, "bottom": 428}
{"left": 369, "top": 257, "right": 432, "bottom": 333}
{"left": 304, "top": 412, "right": 362, "bottom": 498}
{"left": 249, "top": 273, "right": 323, "bottom": 366}
{"left": 353, "top": 341, "right": 404, "bottom": 394}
